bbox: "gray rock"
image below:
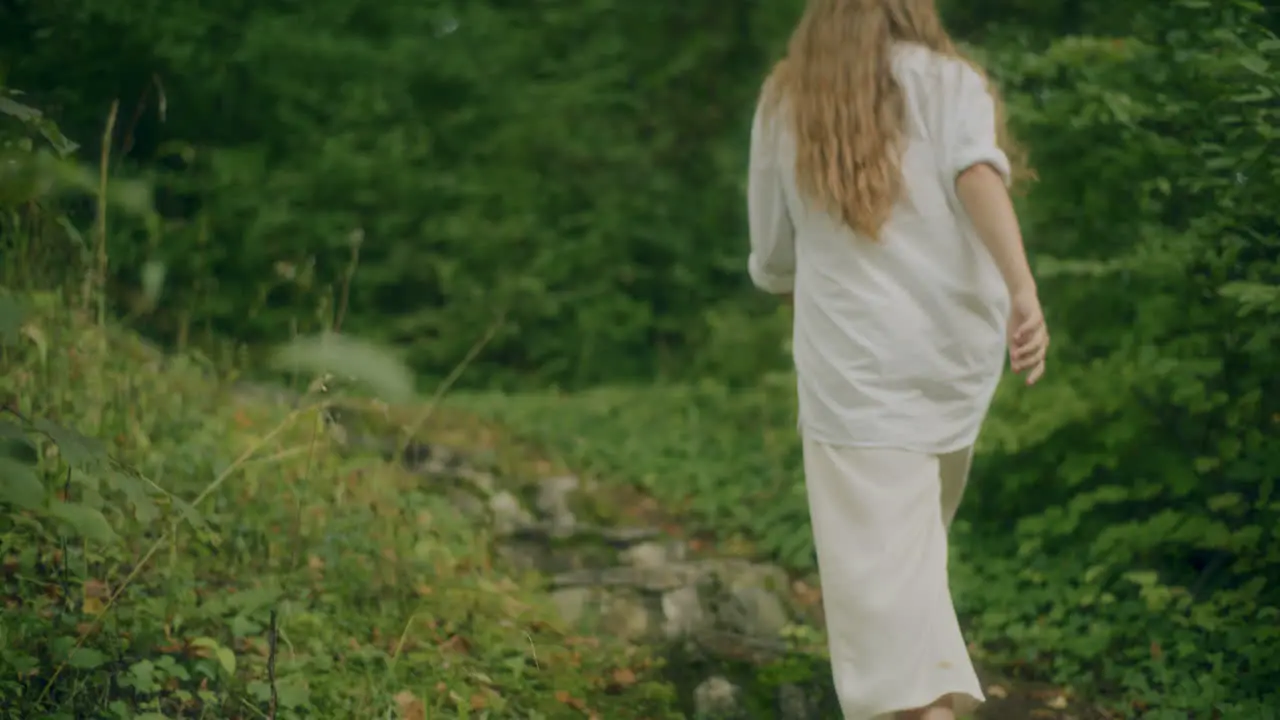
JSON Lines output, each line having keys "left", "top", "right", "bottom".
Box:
{"left": 537, "top": 475, "right": 580, "bottom": 535}
{"left": 693, "top": 676, "right": 743, "bottom": 719}
{"left": 777, "top": 683, "right": 818, "bottom": 720}
{"left": 458, "top": 467, "right": 496, "bottom": 495}
{"left": 620, "top": 541, "right": 671, "bottom": 569}
{"left": 307, "top": 409, "right": 832, "bottom": 708}
{"left": 602, "top": 591, "right": 658, "bottom": 642}
{"left": 726, "top": 584, "right": 791, "bottom": 640}
{"left": 551, "top": 587, "right": 594, "bottom": 627}
{"left": 489, "top": 491, "right": 534, "bottom": 537}
{"left": 447, "top": 488, "right": 487, "bottom": 520}
{"left": 661, "top": 585, "right": 705, "bottom": 640}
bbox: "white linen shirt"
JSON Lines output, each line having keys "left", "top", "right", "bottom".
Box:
{"left": 748, "top": 42, "right": 1013, "bottom": 454}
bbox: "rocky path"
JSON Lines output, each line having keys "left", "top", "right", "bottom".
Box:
{"left": 245, "top": 385, "right": 1097, "bottom": 718}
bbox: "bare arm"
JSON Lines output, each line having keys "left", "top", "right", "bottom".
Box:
{"left": 955, "top": 163, "right": 1035, "bottom": 299}
{"left": 957, "top": 162, "right": 1048, "bottom": 383}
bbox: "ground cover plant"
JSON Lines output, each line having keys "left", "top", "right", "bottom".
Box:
{"left": 450, "top": 361, "right": 1280, "bottom": 718}
{"left": 0, "top": 293, "right": 682, "bottom": 718}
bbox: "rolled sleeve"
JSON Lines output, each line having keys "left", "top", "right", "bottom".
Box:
{"left": 747, "top": 99, "right": 796, "bottom": 294}
{"left": 749, "top": 251, "right": 794, "bottom": 294}
{"left": 944, "top": 62, "right": 1012, "bottom": 187}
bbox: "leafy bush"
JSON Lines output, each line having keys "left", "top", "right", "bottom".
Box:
{"left": 2, "top": 1, "right": 797, "bottom": 388}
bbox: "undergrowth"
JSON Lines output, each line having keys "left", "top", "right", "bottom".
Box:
{"left": 450, "top": 381, "right": 1280, "bottom": 719}
{"left": 0, "top": 291, "right": 681, "bottom": 719}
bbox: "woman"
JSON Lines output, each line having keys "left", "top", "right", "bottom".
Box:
{"left": 746, "top": 1, "right": 1048, "bottom": 718}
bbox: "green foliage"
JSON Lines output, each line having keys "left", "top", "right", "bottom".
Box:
{"left": 4, "top": 0, "right": 1279, "bottom": 716}
{"left": 0, "top": 94, "right": 681, "bottom": 716}
{"left": 271, "top": 333, "right": 420, "bottom": 403}
{"left": 449, "top": 5, "right": 1280, "bottom": 699}
{"left": 453, "top": 379, "right": 810, "bottom": 570}
{"left": 2, "top": 1, "right": 805, "bottom": 388}
{"left": 0, "top": 295, "right": 682, "bottom": 718}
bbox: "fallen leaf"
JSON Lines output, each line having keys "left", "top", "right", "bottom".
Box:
{"left": 83, "top": 576, "right": 110, "bottom": 594}
{"left": 611, "top": 667, "right": 638, "bottom": 687}
{"left": 394, "top": 690, "right": 426, "bottom": 720}
{"left": 1046, "top": 694, "right": 1070, "bottom": 710}
{"left": 986, "top": 684, "right": 1009, "bottom": 699}
{"left": 439, "top": 634, "right": 471, "bottom": 654}
{"left": 470, "top": 694, "right": 487, "bottom": 710}
{"left": 790, "top": 579, "right": 823, "bottom": 606}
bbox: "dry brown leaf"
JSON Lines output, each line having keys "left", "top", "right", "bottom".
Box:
{"left": 439, "top": 634, "right": 472, "bottom": 654}
{"left": 611, "top": 667, "right": 638, "bottom": 687}
{"left": 986, "top": 684, "right": 1009, "bottom": 699}
{"left": 83, "top": 579, "right": 110, "bottom": 598}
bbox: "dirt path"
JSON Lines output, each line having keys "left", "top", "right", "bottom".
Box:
{"left": 321, "top": 397, "right": 1101, "bottom": 719}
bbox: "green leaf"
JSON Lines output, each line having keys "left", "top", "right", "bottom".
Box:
{"left": 0, "top": 294, "right": 26, "bottom": 345}
{"left": 171, "top": 496, "right": 210, "bottom": 535}
{"left": 31, "top": 418, "right": 107, "bottom": 466}
{"left": 108, "top": 470, "right": 159, "bottom": 524}
{"left": 56, "top": 217, "right": 87, "bottom": 250}
{"left": 66, "top": 647, "right": 107, "bottom": 669}
{"left": 0, "top": 457, "right": 46, "bottom": 509}
{"left": 276, "top": 676, "right": 311, "bottom": 709}
{"left": 0, "top": 95, "right": 42, "bottom": 122}
{"left": 140, "top": 260, "right": 167, "bottom": 307}
{"left": 270, "top": 333, "right": 417, "bottom": 403}
{"left": 0, "top": 419, "right": 30, "bottom": 444}
{"left": 48, "top": 501, "right": 117, "bottom": 544}
{"left": 190, "top": 637, "right": 236, "bottom": 675}
{"left": 225, "top": 586, "right": 282, "bottom": 616}
{"left": 1123, "top": 570, "right": 1160, "bottom": 588}
{"left": 1207, "top": 493, "right": 1243, "bottom": 512}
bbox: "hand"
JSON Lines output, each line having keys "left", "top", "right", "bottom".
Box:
{"left": 1008, "top": 289, "right": 1048, "bottom": 385}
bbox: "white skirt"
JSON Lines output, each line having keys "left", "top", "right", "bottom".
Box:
{"left": 803, "top": 439, "right": 984, "bottom": 719}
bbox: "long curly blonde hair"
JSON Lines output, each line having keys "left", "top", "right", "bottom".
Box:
{"left": 761, "top": 0, "right": 1028, "bottom": 239}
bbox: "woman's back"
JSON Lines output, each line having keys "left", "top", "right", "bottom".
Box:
{"left": 745, "top": 5, "right": 1047, "bottom": 719}
{"left": 748, "top": 42, "right": 1012, "bottom": 453}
